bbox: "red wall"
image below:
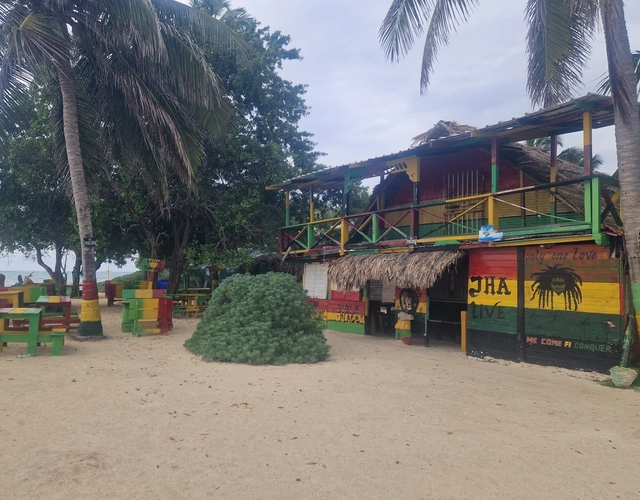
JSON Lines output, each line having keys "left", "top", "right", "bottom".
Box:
{"left": 386, "top": 149, "right": 531, "bottom": 207}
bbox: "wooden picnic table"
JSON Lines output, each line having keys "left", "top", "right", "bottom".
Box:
{"left": 35, "top": 296, "right": 78, "bottom": 331}
{"left": 169, "top": 292, "right": 211, "bottom": 316}
{"left": 0, "top": 307, "right": 64, "bottom": 356}
{"left": 0, "top": 290, "right": 24, "bottom": 308}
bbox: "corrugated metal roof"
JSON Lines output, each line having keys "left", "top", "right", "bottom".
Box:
{"left": 267, "top": 94, "right": 616, "bottom": 191}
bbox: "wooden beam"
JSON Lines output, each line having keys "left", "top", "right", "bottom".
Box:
{"left": 583, "top": 111, "right": 593, "bottom": 175}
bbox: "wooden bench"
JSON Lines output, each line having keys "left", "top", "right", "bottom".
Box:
{"left": 0, "top": 307, "right": 65, "bottom": 356}
{"left": 0, "top": 289, "right": 24, "bottom": 308}
{"left": 35, "top": 296, "right": 79, "bottom": 332}
{"left": 169, "top": 293, "right": 211, "bottom": 316}
{"left": 121, "top": 290, "right": 173, "bottom": 337}
{"left": 9, "top": 285, "right": 47, "bottom": 304}
{"left": 104, "top": 281, "right": 125, "bottom": 307}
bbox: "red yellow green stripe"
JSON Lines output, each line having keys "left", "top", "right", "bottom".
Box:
{"left": 76, "top": 280, "right": 103, "bottom": 337}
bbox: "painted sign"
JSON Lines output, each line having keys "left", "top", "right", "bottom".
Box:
{"left": 467, "top": 248, "right": 518, "bottom": 335}
{"left": 467, "top": 245, "right": 624, "bottom": 371}
{"left": 394, "top": 288, "right": 427, "bottom": 314}
{"left": 309, "top": 298, "right": 366, "bottom": 334}
{"left": 525, "top": 335, "right": 617, "bottom": 353}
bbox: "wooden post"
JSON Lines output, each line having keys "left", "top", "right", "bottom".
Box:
{"left": 491, "top": 136, "right": 499, "bottom": 192}
{"left": 340, "top": 219, "right": 348, "bottom": 256}
{"left": 411, "top": 181, "right": 419, "bottom": 240}
{"left": 372, "top": 213, "right": 379, "bottom": 243}
{"left": 460, "top": 311, "right": 467, "bottom": 353}
{"left": 488, "top": 196, "right": 498, "bottom": 229}
{"left": 583, "top": 111, "right": 593, "bottom": 176}
{"left": 423, "top": 295, "right": 430, "bottom": 347}
{"left": 307, "top": 186, "right": 315, "bottom": 249}
{"left": 591, "top": 176, "right": 601, "bottom": 239}
{"left": 490, "top": 136, "right": 499, "bottom": 230}
{"left": 550, "top": 135, "right": 558, "bottom": 219}
{"left": 285, "top": 190, "right": 290, "bottom": 227}
{"left": 520, "top": 171, "right": 526, "bottom": 227}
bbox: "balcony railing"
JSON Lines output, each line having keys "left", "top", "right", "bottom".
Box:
{"left": 279, "top": 175, "right": 621, "bottom": 258}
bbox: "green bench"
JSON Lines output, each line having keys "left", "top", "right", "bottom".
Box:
{"left": 0, "top": 307, "right": 64, "bottom": 356}
{"left": 121, "top": 290, "right": 173, "bottom": 337}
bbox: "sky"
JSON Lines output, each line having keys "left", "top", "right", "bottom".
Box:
{"left": 3, "top": 0, "right": 639, "bottom": 271}
{"left": 234, "top": 0, "right": 639, "bottom": 172}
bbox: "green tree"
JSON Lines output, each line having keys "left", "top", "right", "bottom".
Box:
{"left": 100, "top": 8, "right": 323, "bottom": 292}
{"left": 0, "top": 0, "right": 244, "bottom": 335}
{"left": 380, "top": 0, "right": 640, "bottom": 318}
{"left": 0, "top": 85, "right": 75, "bottom": 294}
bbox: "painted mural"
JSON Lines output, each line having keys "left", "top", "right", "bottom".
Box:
{"left": 310, "top": 295, "right": 366, "bottom": 335}
{"left": 524, "top": 245, "right": 622, "bottom": 346}
{"left": 467, "top": 244, "right": 624, "bottom": 371}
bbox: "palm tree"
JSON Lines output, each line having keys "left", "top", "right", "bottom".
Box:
{"left": 558, "top": 146, "right": 603, "bottom": 170}
{"left": 380, "top": 0, "right": 640, "bottom": 316}
{"left": 598, "top": 50, "right": 640, "bottom": 96}
{"left": 192, "top": 0, "right": 253, "bottom": 27}
{"left": 0, "top": 0, "right": 244, "bottom": 336}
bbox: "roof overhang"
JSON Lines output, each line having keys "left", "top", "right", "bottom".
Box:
{"left": 267, "top": 94, "right": 619, "bottom": 191}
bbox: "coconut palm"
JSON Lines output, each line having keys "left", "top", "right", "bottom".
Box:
{"left": 597, "top": 50, "right": 640, "bottom": 96}
{"left": 0, "top": 0, "right": 245, "bottom": 336}
{"left": 558, "top": 146, "right": 603, "bottom": 170}
{"left": 380, "top": 0, "right": 640, "bottom": 315}
{"left": 192, "top": 0, "right": 253, "bottom": 27}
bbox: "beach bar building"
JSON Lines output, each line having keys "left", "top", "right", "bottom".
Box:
{"left": 267, "top": 94, "right": 639, "bottom": 373}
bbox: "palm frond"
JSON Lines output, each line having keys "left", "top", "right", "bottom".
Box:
{"left": 419, "top": 0, "right": 478, "bottom": 93}
{"left": 379, "top": 0, "right": 436, "bottom": 62}
{"left": 525, "top": 0, "right": 596, "bottom": 107}
{"left": 152, "top": 0, "right": 251, "bottom": 56}
{"left": 596, "top": 50, "right": 640, "bottom": 97}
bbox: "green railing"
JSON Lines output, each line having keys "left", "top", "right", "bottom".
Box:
{"left": 279, "top": 175, "right": 620, "bottom": 257}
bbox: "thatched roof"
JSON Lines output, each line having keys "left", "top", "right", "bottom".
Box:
{"left": 501, "top": 142, "right": 585, "bottom": 213}
{"left": 411, "top": 120, "right": 476, "bottom": 148}
{"left": 328, "top": 251, "right": 464, "bottom": 291}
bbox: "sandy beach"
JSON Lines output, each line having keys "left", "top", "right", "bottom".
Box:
{"left": 1, "top": 297, "right": 639, "bottom": 499}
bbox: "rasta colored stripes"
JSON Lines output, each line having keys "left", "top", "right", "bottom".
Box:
{"left": 82, "top": 280, "right": 99, "bottom": 301}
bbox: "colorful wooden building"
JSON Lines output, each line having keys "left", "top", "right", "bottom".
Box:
{"left": 267, "top": 94, "right": 638, "bottom": 373}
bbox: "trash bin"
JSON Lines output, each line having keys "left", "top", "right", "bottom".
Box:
{"left": 157, "top": 279, "right": 168, "bottom": 290}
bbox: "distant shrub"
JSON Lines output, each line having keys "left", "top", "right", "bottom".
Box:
{"left": 184, "top": 272, "right": 329, "bottom": 365}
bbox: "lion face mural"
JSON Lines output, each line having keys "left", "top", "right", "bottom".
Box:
{"left": 530, "top": 265, "right": 583, "bottom": 311}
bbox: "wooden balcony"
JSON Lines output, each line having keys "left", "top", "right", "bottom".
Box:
{"left": 279, "top": 175, "right": 621, "bottom": 260}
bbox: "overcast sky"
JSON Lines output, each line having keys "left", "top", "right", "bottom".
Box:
{"left": 236, "top": 0, "right": 639, "bottom": 173}
{"left": 3, "top": 0, "right": 639, "bottom": 271}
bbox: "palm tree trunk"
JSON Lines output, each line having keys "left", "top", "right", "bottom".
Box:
{"left": 57, "top": 60, "right": 103, "bottom": 336}
{"left": 601, "top": 0, "right": 640, "bottom": 326}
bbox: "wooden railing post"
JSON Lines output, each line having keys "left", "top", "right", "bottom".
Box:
{"left": 307, "top": 224, "right": 314, "bottom": 249}
{"left": 584, "top": 178, "right": 592, "bottom": 225}
{"left": 491, "top": 136, "right": 500, "bottom": 229}
{"left": 372, "top": 214, "right": 379, "bottom": 243}
{"left": 488, "top": 195, "right": 498, "bottom": 229}
{"left": 285, "top": 190, "right": 290, "bottom": 227}
{"left": 583, "top": 111, "right": 593, "bottom": 176}
{"left": 591, "top": 176, "right": 601, "bottom": 240}
{"left": 340, "top": 219, "right": 348, "bottom": 256}
{"left": 550, "top": 135, "right": 558, "bottom": 219}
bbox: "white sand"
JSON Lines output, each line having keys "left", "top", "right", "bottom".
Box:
{"left": 1, "top": 298, "right": 639, "bottom": 499}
